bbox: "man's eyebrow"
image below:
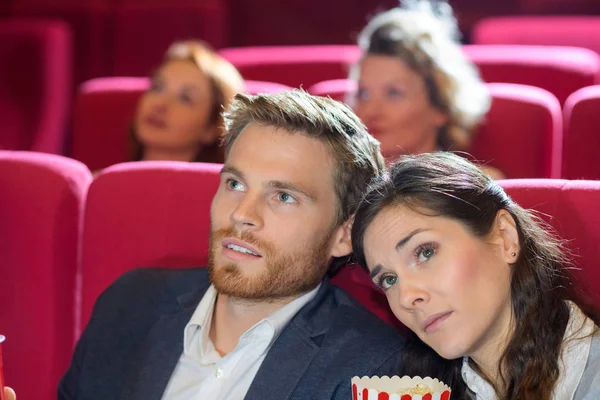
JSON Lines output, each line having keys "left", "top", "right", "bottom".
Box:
{"left": 220, "top": 165, "right": 245, "bottom": 181}
{"left": 266, "top": 180, "right": 316, "bottom": 201}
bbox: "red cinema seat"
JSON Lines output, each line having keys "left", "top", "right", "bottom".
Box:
{"left": 473, "top": 17, "right": 600, "bottom": 57}
{"left": 112, "top": 0, "right": 229, "bottom": 76}
{"left": 71, "top": 77, "right": 290, "bottom": 171}
{"left": 500, "top": 179, "right": 600, "bottom": 307}
{"left": 562, "top": 85, "right": 600, "bottom": 180}
{"left": 471, "top": 83, "right": 562, "bottom": 179}
{"left": 310, "top": 80, "right": 562, "bottom": 178}
{"left": 0, "top": 151, "right": 92, "bottom": 400}
{"left": 11, "top": 0, "right": 112, "bottom": 84}
{"left": 0, "top": 19, "right": 72, "bottom": 154}
{"left": 79, "top": 162, "right": 221, "bottom": 333}
{"left": 308, "top": 78, "right": 357, "bottom": 103}
{"left": 71, "top": 77, "right": 146, "bottom": 172}
{"left": 219, "top": 45, "right": 361, "bottom": 88}
{"left": 463, "top": 45, "right": 600, "bottom": 105}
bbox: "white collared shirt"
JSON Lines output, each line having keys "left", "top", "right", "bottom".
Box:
{"left": 161, "top": 284, "right": 321, "bottom": 400}
{"left": 461, "top": 302, "right": 597, "bottom": 400}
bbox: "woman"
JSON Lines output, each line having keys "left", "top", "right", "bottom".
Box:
{"left": 130, "top": 40, "right": 244, "bottom": 163}
{"left": 351, "top": 1, "right": 501, "bottom": 177}
{"left": 351, "top": 152, "right": 599, "bottom": 399}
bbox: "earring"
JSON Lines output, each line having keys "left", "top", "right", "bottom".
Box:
{"left": 511, "top": 252, "right": 517, "bottom": 257}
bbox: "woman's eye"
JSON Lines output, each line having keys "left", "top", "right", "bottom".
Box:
{"left": 417, "top": 246, "right": 436, "bottom": 263}
{"left": 379, "top": 274, "right": 398, "bottom": 290}
{"left": 277, "top": 192, "right": 297, "bottom": 204}
{"left": 149, "top": 81, "right": 164, "bottom": 92}
{"left": 357, "top": 88, "right": 370, "bottom": 101}
{"left": 386, "top": 87, "right": 404, "bottom": 99}
{"left": 226, "top": 179, "right": 244, "bottom": 191}
{"left": 179, "top": 93, "right": 193, "bottom": 104}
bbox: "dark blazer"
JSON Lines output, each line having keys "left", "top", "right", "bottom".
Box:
{"left": 58, "top": 267, "right": 405, "bottom": 400}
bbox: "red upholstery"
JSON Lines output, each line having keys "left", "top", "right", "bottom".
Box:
{"left": 71, "top": 77, "right": 291, "bottom": 171}
{"left": 500, "top": 179, "right": 600, "bottom": 307}
{"left": 309, "top": 80, "right": 562, "bottom": 178}
{"left": 308, "top": 78, "right": 356, "bottom": 102}
{"left": 219, "top": 45, "right": 361, "bottom": 88}
{"left": 0, "top": 19, "right": 72, "bottom": 154}
{"left": 71, "top": 77, "right": 146, "bottom": 172}
{"left": 471, "top": 83, "right": 562, "bottom": 179}
{"left": 473, "top": 17, "right": 600, "bottom": 57}
{"left": 112, "top": 1, "right": 229, "bottom": 76}
{"left": 11, "top": 0, "right": 112, "bottom": 84}
{"left": 562, "top": 85, "right": 600, "bottom": 180}
{"left": 0, "top": 151, "right": 91, "bottom": 400}
{"left": 80, "top": 162, "right": 222, "bottom": 333}
{"left": 463, "top": 45, "right": 600, "bottom": 105}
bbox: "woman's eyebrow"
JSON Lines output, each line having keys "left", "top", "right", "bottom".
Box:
{"left": 395, "top": 229, "right": 429, "bottom": 251}
{"left": 370, "top": 265, "right": 382, "bottom": 279}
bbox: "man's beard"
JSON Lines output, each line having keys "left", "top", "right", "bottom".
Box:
{"left": 207, "top": 227, "right": 333, "bottom": 300}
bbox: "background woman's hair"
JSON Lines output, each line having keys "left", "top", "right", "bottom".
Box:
{"left": 351, "top": 0, "right": 490, "bottom": 151}
{"left": 130, "top": 40, "right": 244, "bottom": 162}
{"left": 351, "top": 152, "right": 599, "bottom": 399}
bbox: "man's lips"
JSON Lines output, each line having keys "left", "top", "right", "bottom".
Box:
{"left": 421, "top": 311, "right": 453, "bottom": 334}
{"left": 221, "top": 238, "right": 262, "bottom": 257}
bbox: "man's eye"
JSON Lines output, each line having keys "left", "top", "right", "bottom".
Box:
{"left": 226, "top": 179, "right": 244, "bottom": 191}
{"left": 277, "top": 192, "right": 297, "bottom": 204}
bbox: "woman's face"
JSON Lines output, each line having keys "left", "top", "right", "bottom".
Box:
{"left": 362, "top": 204, "right": 514, "bottom": 361}
{"left": 355, "top": 55, "right": 447, "bottom": 160}
{"left": 134, "top": 59, "right": 217, "bottom": 155}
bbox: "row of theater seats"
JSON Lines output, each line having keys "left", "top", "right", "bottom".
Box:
{"left": 2, "top": 17, "right": 600, "bottom": 175}
{"left": 1, "top": 150, "right": 600, "bottom": 399}
{"left": 4, "top": 2, "right": 600, "bottom": 81}
{"left": 7, "top": 0, "right": 228, "bottom": 83}
{"left": 72, "top": 76, "right": 599, "bottom": 180}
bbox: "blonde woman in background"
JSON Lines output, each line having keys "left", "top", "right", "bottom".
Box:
{"left": 352, "top": 0, "right": 503, "bottom": 178}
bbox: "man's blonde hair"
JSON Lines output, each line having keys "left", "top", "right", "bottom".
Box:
{"left": 222, "top": 89, "right": 385, "bottom": 226}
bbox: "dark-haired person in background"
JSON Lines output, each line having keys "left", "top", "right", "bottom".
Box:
{"left": 352, "top": 152, "right": 600, "bottom": 399}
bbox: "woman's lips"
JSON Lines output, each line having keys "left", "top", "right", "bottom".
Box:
{"left": 421, "top": 311, "right": 453, "bottom": 334}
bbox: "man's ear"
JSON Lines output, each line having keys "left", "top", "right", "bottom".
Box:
{"left": 330, "top": 218, "right": 353, "bottom": 258}
{"left": 492, "top": 209, "right": 520, "bottom": 263}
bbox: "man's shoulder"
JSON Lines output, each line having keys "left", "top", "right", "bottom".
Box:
{"left": 92, "top": 267, "right": 210, "bottom": 317}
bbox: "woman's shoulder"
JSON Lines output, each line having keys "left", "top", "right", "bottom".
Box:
{"left": 573, "top": 332, "right": 600, "bottom": 399}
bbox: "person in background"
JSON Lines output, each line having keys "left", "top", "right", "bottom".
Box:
{"left": 351, "top": 152, "right": 600, "bottom": 399}
{"left": 57, "top": 90, "right": 405, "bottom": 400}
{"left": 130, "top": 40, "right": 244, "bottom": 164}
{"left": 351, "top": 1, "right": 503, "bottom": 178}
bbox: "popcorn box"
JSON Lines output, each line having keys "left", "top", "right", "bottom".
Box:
{"left": 352, "top": 375, "right": 451, "bottom": 400}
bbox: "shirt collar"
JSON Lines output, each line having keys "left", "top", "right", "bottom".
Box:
{"left": 182, "top": 283, "right": 322, "bottom": 360}
{"left": 461, "top": 301, "right": 596, "bottom": 400}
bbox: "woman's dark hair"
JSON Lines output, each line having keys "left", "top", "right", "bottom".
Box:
{"left": 130, "top": 40, "right": 243, "bottom": 163}
{"left": 351, "top": 152, "right": 599, "bottom": 400}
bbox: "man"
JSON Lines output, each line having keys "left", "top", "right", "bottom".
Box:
{"left": 58, "top": 90, "right": 405, "bottom": 400}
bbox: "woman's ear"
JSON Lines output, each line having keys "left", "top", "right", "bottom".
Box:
{"left": 330, "top": 218, "right": 353, "bottom": 258}
{"left": 493, "top": 209, "right": 520, "bottom": 264}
